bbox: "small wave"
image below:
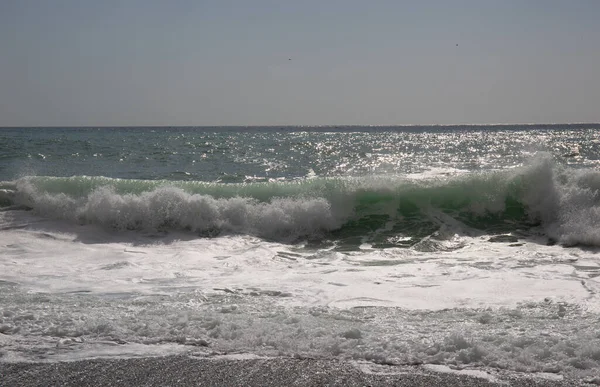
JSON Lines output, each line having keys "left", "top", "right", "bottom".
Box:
{"left": 0, "top": 182, "right": 17, "bottom": 207}
{"left": 4, "top": 156, "right": 600, "bottom": 246}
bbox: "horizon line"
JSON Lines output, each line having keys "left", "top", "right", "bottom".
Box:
{"left": 1, "top": 122, "right": 599, "bottom": 128}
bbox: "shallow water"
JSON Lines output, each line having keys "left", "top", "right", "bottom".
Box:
{"left": 1, "top": 125, "right": 600, "bottom": 378}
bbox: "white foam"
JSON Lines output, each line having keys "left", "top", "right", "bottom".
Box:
{"left": 423, "top": 364, "right": 498, "bottom": 382}
{"left": 12, "top": 182, "right": 343, "bottom": 241}
{"left": 2, "top": 190, "right": 600, "bottom": 377}
{"left": 8, "top": 156, "right": 600, "bottom": 249}
{"left": 1, "top": 211, "right": 595, "bottom": 310}
{"left": 513, "top": 157, "right": 600, "bottom": 246}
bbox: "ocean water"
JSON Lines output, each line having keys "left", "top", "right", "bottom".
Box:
{"left": 1, "top": 125, "right": 600, "bottom": 378}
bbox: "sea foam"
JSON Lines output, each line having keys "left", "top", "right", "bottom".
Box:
{"left": 4, "top": 155, "right": 600, "bottom": 246}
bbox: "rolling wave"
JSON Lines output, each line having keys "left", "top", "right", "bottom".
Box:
{"left": 2, "top": 157, "right": 600, "bottom": 246}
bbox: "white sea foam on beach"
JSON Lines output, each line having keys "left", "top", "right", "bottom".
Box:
{"left": 1, "top": 208, "right": 600, "bottom": 378}
{"left": 2, "top": 127, "right": 600, "bottom": 381}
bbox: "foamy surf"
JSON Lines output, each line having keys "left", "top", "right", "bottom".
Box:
{"left": 3, "top": 156, "right": 600, "bottom": 246}
{"left": 1, "top": 200, "right": 600, "bottom": 377}
{"left": 1, "top": 127, "right": 600, "bottom": 382}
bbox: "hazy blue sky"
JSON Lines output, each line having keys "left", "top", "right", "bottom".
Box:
{"left": 1, "top": 0, "right": 599, "bottom": 126}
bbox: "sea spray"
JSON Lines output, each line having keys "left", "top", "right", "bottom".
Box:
{"left": 4, "top": 157, "right": 600, "bottom": 246}
{"left": 2, "top": 127, "right": 600, "bottom": 380}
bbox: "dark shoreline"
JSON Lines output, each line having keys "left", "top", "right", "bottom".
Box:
{"left": 1, "top": 355, "right": 593, "bottom": 387}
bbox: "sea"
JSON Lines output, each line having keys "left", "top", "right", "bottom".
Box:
{"left": 1, "top": 125, "right": 600, "bottom": 379}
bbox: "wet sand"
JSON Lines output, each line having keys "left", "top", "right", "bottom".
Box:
{"left": 0, "top": 356, "right": 591, "bottom": 386}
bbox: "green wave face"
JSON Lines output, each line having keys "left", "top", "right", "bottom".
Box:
{"left": 4, "top": 158, "right": 600, "bottom": 247}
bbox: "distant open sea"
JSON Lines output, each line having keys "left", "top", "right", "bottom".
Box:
{"left": 1, "top": 125, "right": 600, "bottom": 381}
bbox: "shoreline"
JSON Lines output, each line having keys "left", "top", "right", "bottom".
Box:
{"left": 1, "top": 355, "right": 594, "bottom": 387}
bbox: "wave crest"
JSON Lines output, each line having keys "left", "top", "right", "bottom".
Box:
{"left": 4, "top": 157, "right": 600, "bottom": 246}
{"left": 13, "top": 182, "right": 340, "bottom": 240}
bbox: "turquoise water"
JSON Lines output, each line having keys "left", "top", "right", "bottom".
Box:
{"left": 2, "top": 125, "right": 600, "bottom": 246}
{"left": 2, "top": 126, "right": 600, "bottom": 377}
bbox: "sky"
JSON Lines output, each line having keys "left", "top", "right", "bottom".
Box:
{"left": 1, "top": 0, "right": 599, "bottom": 126}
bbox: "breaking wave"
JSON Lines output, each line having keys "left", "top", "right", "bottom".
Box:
{"left": 2, "top": 156, "right": 600, "bottom": 246}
